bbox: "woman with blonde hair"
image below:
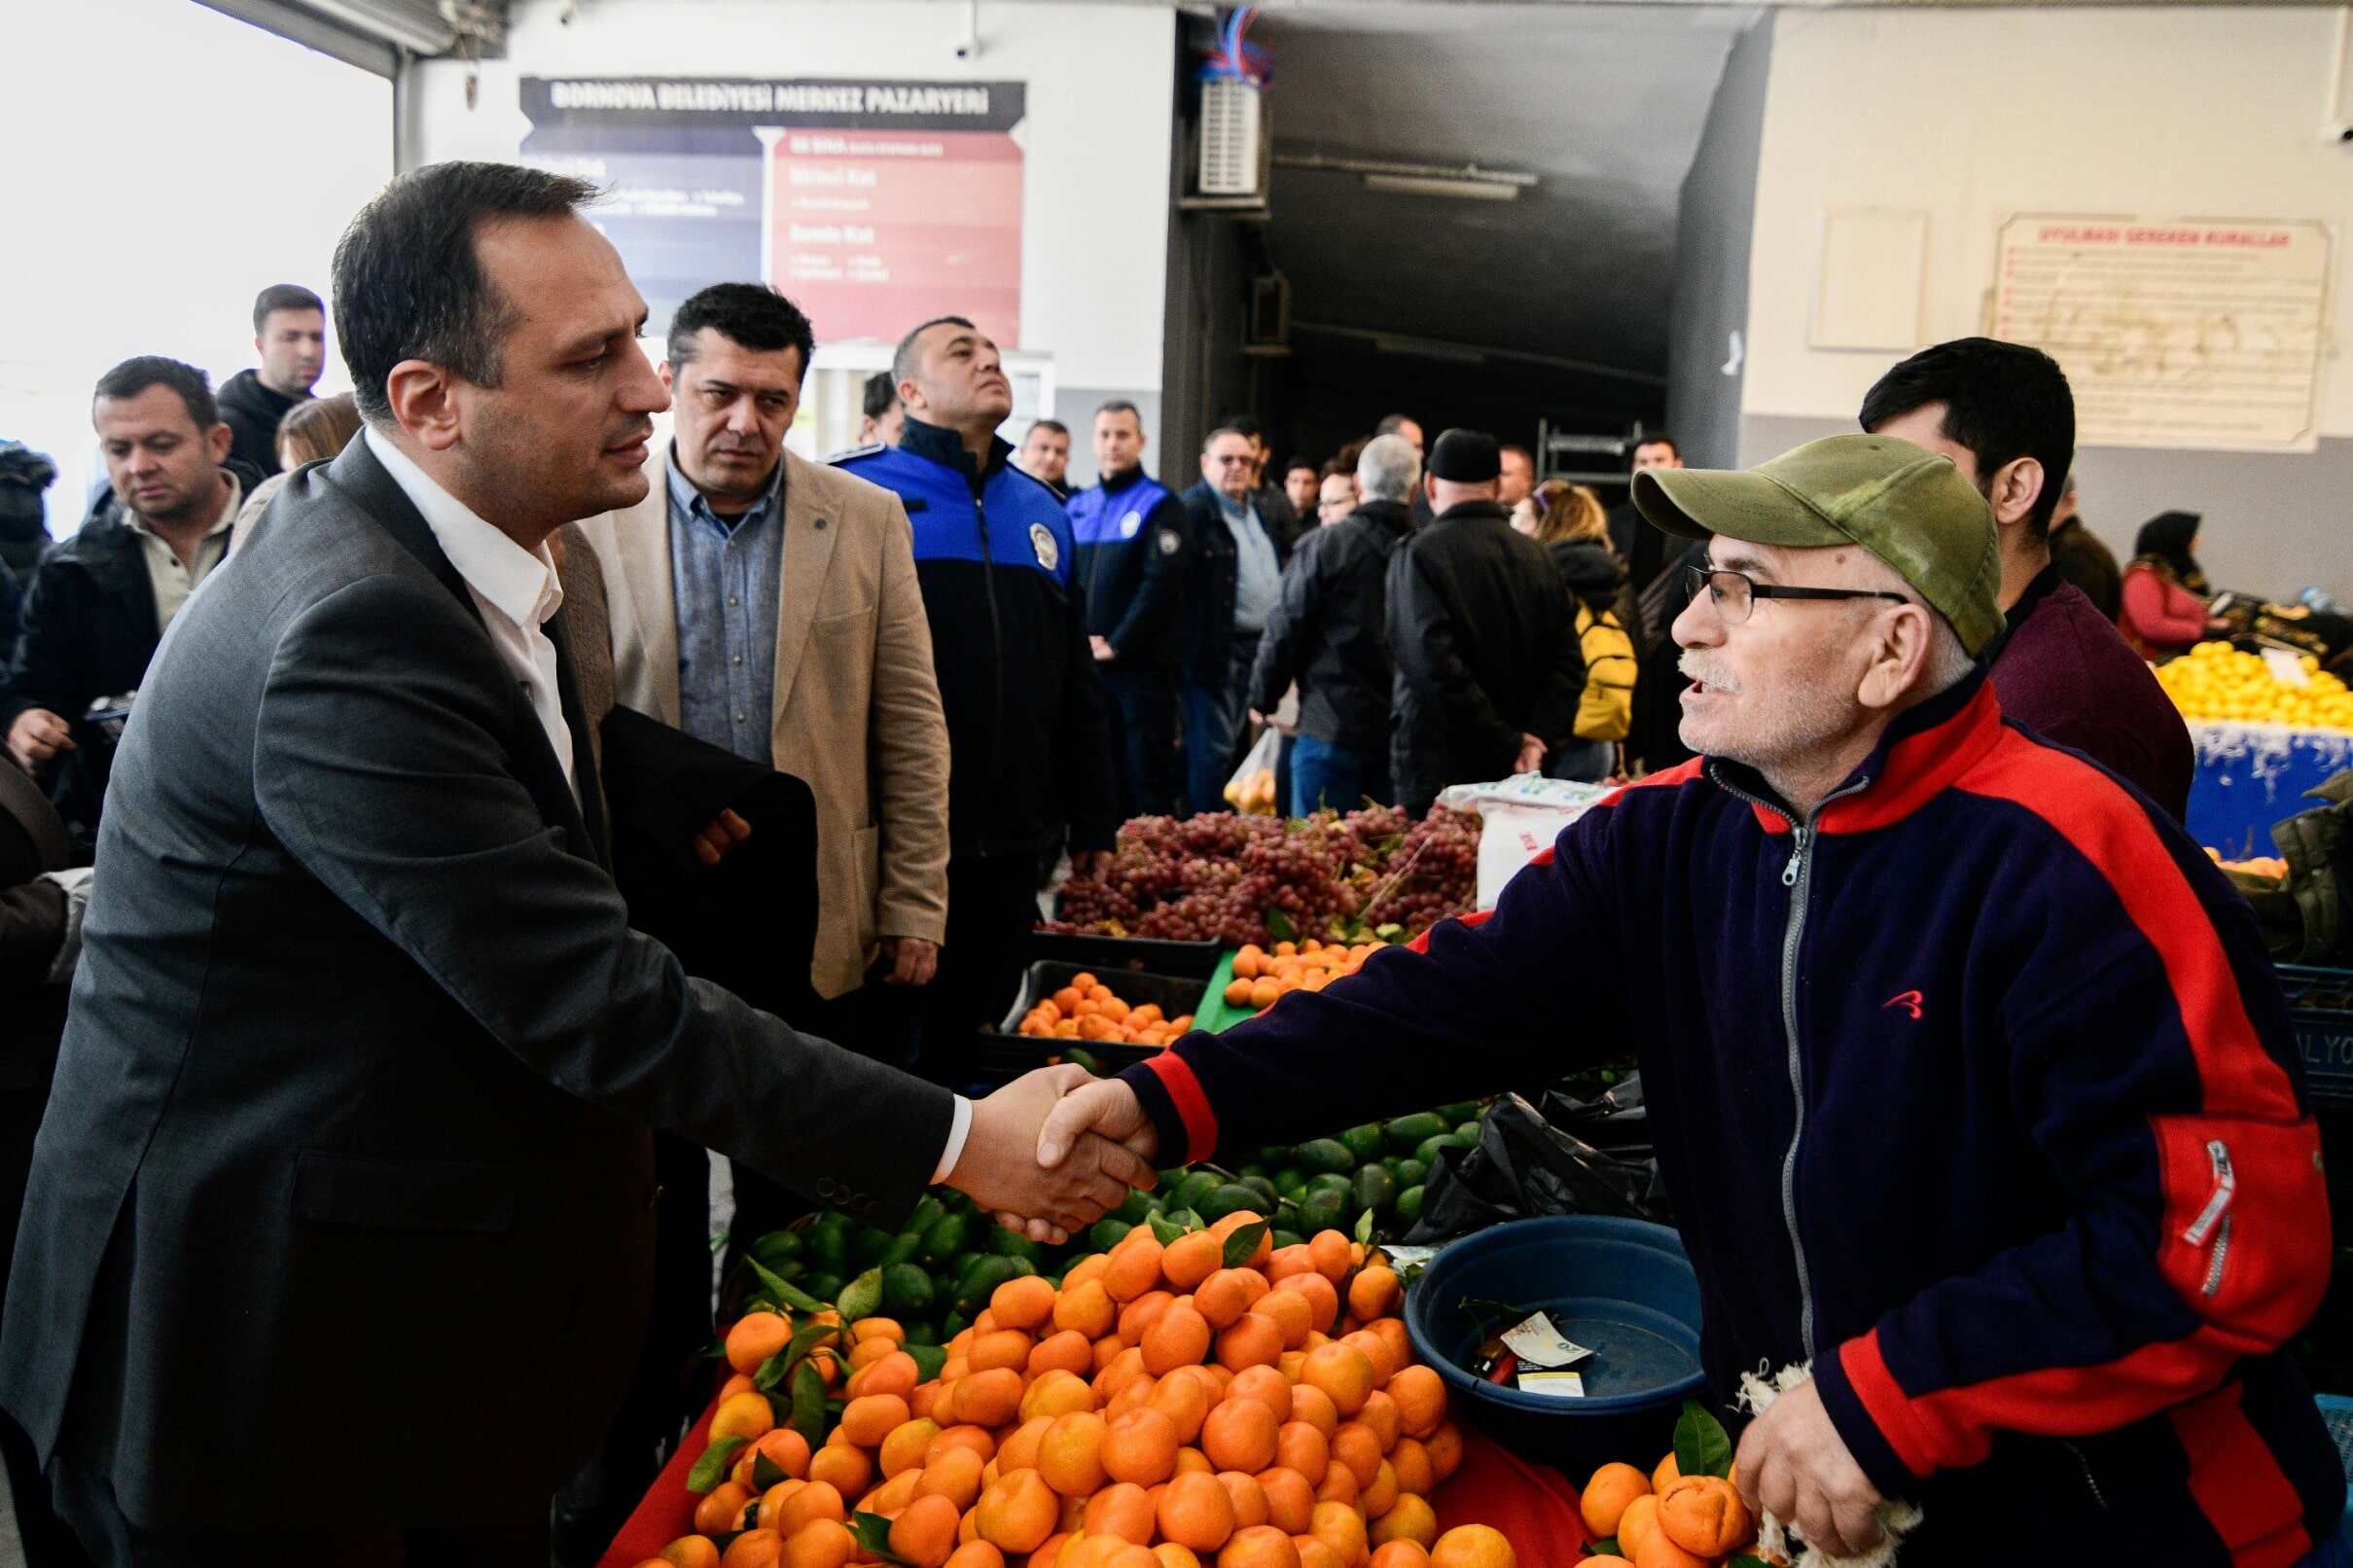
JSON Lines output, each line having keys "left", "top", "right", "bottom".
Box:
{"left": 231, "top": 394, "right": 363, "bottom": 546}
{"left": 1513, "top": 480, "right": 1637, "bottom": 780}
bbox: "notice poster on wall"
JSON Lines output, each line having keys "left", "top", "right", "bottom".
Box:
{"left": 1990, "top": 215, "right": 2329, "bottom": 451}
{"left": 519, "top": 77, "right": 1024, "bottom": 347}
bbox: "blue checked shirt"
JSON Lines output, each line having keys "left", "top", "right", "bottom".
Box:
{"left": 666, "top": 445, "right": 784, "bottom": 763}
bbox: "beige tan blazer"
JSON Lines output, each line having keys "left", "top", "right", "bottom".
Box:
{"left": 573, "top": 443, "right": 950, "bottom": 999}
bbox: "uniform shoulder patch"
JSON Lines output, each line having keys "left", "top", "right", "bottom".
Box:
{"left": 1029, "top": 521, "right": 1060, "bottom": 572}
{"left": 824, "top": 442, "right": 885, "bottom": 466}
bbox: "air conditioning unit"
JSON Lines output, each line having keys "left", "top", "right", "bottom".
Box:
{"left": 1198, "top": 80, "right": 1266, "bottom": 197}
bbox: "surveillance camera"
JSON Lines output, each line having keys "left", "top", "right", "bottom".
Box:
{"left": 955, "top": 43, "right": 974, "bottom": 58}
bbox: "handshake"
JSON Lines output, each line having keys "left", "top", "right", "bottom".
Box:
{"left": 942, "top": 1065, "right": 1167, "bottom": 1244}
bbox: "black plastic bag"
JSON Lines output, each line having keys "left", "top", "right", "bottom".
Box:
{"left": 1403, "top": 1085, "right": 1672, "bottom": 1243}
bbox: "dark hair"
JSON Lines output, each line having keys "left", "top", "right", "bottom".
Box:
{"left": 332, "top": 161, "right": 599, "bottom": 423}
{"left": 1202, "top": 425, "right": 1250, "bottom": 453}
{"left": 892, "top": 315, "right": 977, "bottom": 387}
{"left": 862, "top": 371, "right": 899, "bottom": 421}
{"left": 1858, "top": 338, "right": 2075, "bottom": 537}
{"left": 1218, "top": 413, "right": 1265, "bottom": 443}
{"left": 1320, "top": 458, "right": 1351, "bottom": 481}
{"left": 1025, "top": 419, "right": 1070, "bottom": 440}
{"left": 667, "top": 282, "right": 814, "bottom": 374}
{"left": 1094, "top": 399, "right": 1142, "bottom": 427}
{"left": 1499, "top": 444, "right": 1534, "bottom": 466}
{"left": 2133, "top": 510, "right": 2205, "bottom": 586}
{"left": 252, "top": 283, "right": 324, "bottom": 335}
{"left": 1374, "top": 413, "right": 1419, "bottom": 438}
{"left": 276, "top": 393, "right": 362, "bottom": 467}
{"left": 1631, "top": 432, "right": 1679, "bottom": 463}
{"left": 93, "top": 355, "right": 217, "bottom": 431}
{"left": 1285, "top": 457, "right": 1319, "bottom": 477}
{"left": 1334, "top": 437, "right": 1368, "bottom": 476}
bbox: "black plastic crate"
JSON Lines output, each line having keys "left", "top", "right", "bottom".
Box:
{"left": 972, "top": 960, "right": 1210, "bottom": 1086}
{"left": 2284, "top": 965, "right": 2353, "bottom": 1110}
{"left": 1027, "top": 929, "right": 1225, "bottom": 980}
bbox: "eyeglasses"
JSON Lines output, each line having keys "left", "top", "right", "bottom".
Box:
{"left": 1684, "top": 564, "right": 1910, "bottom": 627}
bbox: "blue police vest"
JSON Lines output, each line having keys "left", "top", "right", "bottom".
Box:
{"left": 832, "top": 443, "right": 1076, "bottom": 588}
{"left": 1067, "top": 475, "right": 1175, "bottom": 546}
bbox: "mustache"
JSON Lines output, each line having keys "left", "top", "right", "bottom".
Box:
{"left": 606, "top": 422, "right": 655, "bottom": 449}
{"left": 1679, "top": 651, "right": 1739, "bottom": 693}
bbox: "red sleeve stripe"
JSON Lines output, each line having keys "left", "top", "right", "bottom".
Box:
{"left": 1959, "top": 731, "right": 2299, "bottom": 1121}
{"left": 1836, "top": 1331, "right": 1941, "bottom": 1479}
{"left": 2169, "top": 1381, "right": 2312, "bottom": 1566}
{"left": 1144, "top": 1051, "right": 1219, "bottom": 1165}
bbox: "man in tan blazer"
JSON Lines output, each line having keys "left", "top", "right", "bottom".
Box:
{"left": 574, "top": 285, "right": 949, "bottom": 1026}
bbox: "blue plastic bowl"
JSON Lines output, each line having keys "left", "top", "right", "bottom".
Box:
{"left": 1404, "top": 1216, "right": 1708, "bottom": 1480}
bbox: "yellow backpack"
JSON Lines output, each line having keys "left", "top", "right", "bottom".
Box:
{"left": 1574, "top": 600, "right": 1638, "bottom": 743}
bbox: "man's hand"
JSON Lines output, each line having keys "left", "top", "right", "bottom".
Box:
{"left": 1037, "top": 1078, "right": 1159, "bottom": 1171}
{"left": 7, "top": 709, "right": 74, "bottom": 776}
{"left": 1513, "top": 732, "right": 1547, "bottom": 775}
{"left": 880, "top": 935, "right": 938, "bottom": 987}
{"left": 1071, "top": 849, "right": 1116, "bottom": 880}
{"left": 1732, "top": 1376, "right": 1884, "bottom": 1559}
{"left": 1090, "top": 635, "right": 1116, "bottom": 663}
{"left": 947, "top": 1065, "right": 1157, "bottom": 1243}
{"left": 690, "top": 808, "right": 752, "bottom": 868}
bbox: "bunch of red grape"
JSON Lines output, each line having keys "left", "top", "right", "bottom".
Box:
{"left": 1048, "top": 803, "right": 1480, "bottom": 946}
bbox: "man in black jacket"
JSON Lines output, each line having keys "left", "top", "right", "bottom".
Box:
{"left": 216, "top": 283, "right": 325, "bottom": 477}
{"left": 1069, "top": 401, "right": 1188, "bottom": 819}
{"left": 1179, "top": 426, "right": 1291, "bottom": 813}
{"left": 2047, "top": 474, "right": 2122, "bottom": 621}
{"left": 5, "top": 357, "right": 262, "bottom": 850}
{"left": 1387, "top": 429, "right": 1586, "bottom": 812}
{"left": 1249, "top": 433, "right": 1420, "bottom": 813}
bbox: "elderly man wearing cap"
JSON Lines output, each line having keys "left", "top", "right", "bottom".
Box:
{"left": 1386, "top": 428, "right": 1587, "bottom": 812}
{"left": 1032, "top": 433, "right": 2341, "bottom": 1562}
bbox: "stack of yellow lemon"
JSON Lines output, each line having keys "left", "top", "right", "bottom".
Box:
{"left": 2156, "top": 643, "right": 2353, "bottom": 731}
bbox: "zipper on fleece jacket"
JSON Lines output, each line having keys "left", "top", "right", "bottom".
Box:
{"left": 1709, "top": 766, "right": 1871, "bottom": 1362}
{"left": 2183, "top": 1138, "right": 2235, "bottom": 1298}
{"left": 973, "top": 493, "right": 1005, "bottom": 789}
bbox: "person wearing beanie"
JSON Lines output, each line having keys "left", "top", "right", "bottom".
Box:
{"left": 1383, "top": 427, "right": 1586, "bottom": 812}
{"left": 1042, "top": 433, "right": 2340, "bottom": 1565}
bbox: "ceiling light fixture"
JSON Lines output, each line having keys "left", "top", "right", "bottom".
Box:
{"left": 1275, "top": 151, "right": 1537, "bottom": 203}
{"left": 1361, "top": 173, "right": 1520, "bottom": 202}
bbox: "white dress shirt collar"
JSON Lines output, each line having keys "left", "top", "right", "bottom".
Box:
{"left": 363, "top": 426, "right": 564, "bottom": 632}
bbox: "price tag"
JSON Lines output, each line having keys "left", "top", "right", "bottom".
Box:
{"left": 1501, "top": 1312, "right": 1593, "bottom": 1370}
{"left": 1516, "top": 1370, "right": 1586, "bottom": 1400}
{"left": 2264, "top": 648, "right": 2312, "bottom": 688}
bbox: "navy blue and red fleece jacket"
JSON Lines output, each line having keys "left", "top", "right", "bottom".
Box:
{"left": 1118, "top": 669, "right": 2340, "bottom": 1564}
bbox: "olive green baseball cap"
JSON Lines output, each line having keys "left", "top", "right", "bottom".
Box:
{"left": 1632, "top": 433, "right": 2004, "bottom": 656}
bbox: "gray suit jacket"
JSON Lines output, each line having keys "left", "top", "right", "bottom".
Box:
{"left": 0, "top": 437, "right": 953, "bottom": 1531}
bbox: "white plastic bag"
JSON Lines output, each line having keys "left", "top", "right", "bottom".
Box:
{"left": 1224, "top": 725, "right": 1282, "bottom": 814}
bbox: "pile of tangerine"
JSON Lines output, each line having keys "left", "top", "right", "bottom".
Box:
{"left": 1017, "top": 971, "right": 1197, "bottom": 1047}
{"left": 635, "top": 1215, "right": 1518, "bottom": 1568}
{"left": 1222, "top": 942, "right": 1381, "bottom": 1014}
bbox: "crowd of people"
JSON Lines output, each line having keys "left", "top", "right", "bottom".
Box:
{"left": 0, "top": 157, "right": 2339, "bottom": 1568}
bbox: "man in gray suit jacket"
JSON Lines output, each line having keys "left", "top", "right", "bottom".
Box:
{"left": 0, "top": 161, "right": 1146, "bottom": 1564}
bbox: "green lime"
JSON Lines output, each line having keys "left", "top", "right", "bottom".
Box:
{"left": 1396, "top": 1185, "right": 1426, "bottom": 1228}
{"left": 1394, "top": 1158, "right": 1429, "bottom": 1190}
{"left": 879, "top": 1231, "right": 924, "bottom": 1269}
{"left": 955, "top": 1256, "right": 1018, "bottom": 1317}
{"left": 1339, "top": 1124, "right": 1385, "bottom": 1165}
{"left": 1299, "top": 1188, "right": 1347, "bottom": 1233}
{"left": 806, "top": 1224, "right": 848, "bottom": 1277}
{"left": 880, "top": 1263, "right": 935, "bottom": 1317}
{"left": 1383, "top": 1112, "right": 1447, "bottom": 1153}
{"left": 1272, "top": 1229, "right": 1305, "bottom": 1251}
{"left": 1197, "top": 1184, "right": 1263, "bottom": 1223}
{"left": 1294, "top": 1139, "right": 1356, "bottom": 1176}
{"left": 920, "top": 1213, "right": 971, "bottom": 1267}
{"left": 1175, "top": 1170, "right": 1223, "bottom": 1213}
{"left": 850, "top": 1226, "right": 896, "bottom": 1268}
{"left": 801, "top": 1271, "right": 844, "bottom": 1305}
{"left": 1352, "top": 1164, "right": 1399, "bottom": 1217}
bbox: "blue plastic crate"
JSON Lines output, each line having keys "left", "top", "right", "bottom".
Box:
{"left": 2284, "top": 966, "right": 2353, "bottom": 1110}
{"left": 2319, "top": 1394, "right": 2353, "bottom": 1545}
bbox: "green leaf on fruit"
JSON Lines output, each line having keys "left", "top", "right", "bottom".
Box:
{"left": 788, "top": 1361, "right": 828, "bottom": 1448}
{"left": 1149, "top": 1213, "right": 1190, "bottom": 1245}
{"left": 1674, "top": 1398, "right": 1734, "bottom": 1479}
{"left": 849, "top": 1512, "right": 915, "bottom": 1565}
{"left": 835, "top": 1265, "right": 884, "bottom": 1323}
{"left": 756, "top": 1320, "right": 841, "bottom": 1392}
{"left": 1353, "top": 1208, "right": 1376, "bottom": 1245}
{"left": 752, "top": 1451, "right": 789, "bottom": 1490}
{"left": 1265, "top": 907, "right": 1297, "bottom": 942}
{"left": 905, "top": 1340, "right": 948, "bottom": 1381}
{"left": 1588, "top": 1541, "right": 1619, "bottom": 1557}
{"left": 686, "top": 1435, "right": 750, "bottom": 1494}
{"left": 1729, "top": 1558, "right": 1771, "bottom": 1568}
{"left": 1221, "top": 1221, "right": 1269, "bottom": 1268}
{"left": 746, "top": 1256, "right": 825, "bottom": 1314}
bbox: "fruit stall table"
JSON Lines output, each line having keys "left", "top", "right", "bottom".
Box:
{"left": 2187, "top": 719, "right": 2353, "bottom": 859}
{"left": 598, "top": 1386, "right": 1592, "bottom": 1567}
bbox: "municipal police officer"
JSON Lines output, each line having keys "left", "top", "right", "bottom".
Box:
{"left": 833, "top": 317, "right": 1117, "bottom": 1070}
{"left": 1067, "top": 401, "right": 1188, "bottom": 819}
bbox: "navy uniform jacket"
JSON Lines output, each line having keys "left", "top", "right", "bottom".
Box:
{"left": 833, "top": 420, "right": 1117, "bottom": 858}
{"left": 1068, "top": 466, "right": 1188, "bottom": 666}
